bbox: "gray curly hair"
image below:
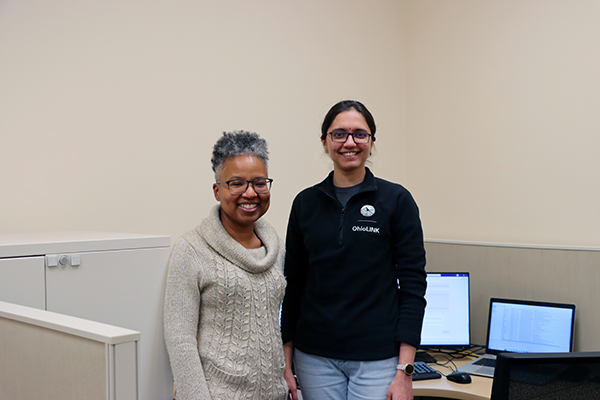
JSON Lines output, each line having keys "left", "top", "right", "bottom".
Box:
{"left": 211, "top": 130, "right": 269, "bottom": 181}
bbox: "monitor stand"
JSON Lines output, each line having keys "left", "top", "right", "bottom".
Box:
{"left": 415, "top": 351, "right": 437, "bottom": 364}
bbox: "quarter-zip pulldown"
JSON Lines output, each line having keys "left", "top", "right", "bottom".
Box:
{"left": 338, "top": 208, "right": 345, "bottom": 245}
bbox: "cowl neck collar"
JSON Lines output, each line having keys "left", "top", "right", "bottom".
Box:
{"left": 198, "top": 204, "right": 280, "bottom": 274}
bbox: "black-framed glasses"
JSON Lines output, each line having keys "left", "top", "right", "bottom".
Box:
{"left": 216, "top": 178, "right": 273, "bottom": 195}
{"left": 328, "top": 131, "right": 372, "bottom": 144}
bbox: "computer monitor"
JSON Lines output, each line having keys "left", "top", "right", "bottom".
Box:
{"left": 419, "top": 272, "right": 470, "bottom": 349}
{"left": 486, "top": 298, "right": 575, "bottom": 355}
{"left": 491, "top": 352, "right": 600, "bottom": 400}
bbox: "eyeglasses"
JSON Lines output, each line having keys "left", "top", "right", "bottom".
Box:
{"left": 216, "top": 178, "right": 273, "bottom": 195}
{"left": 328, "top": 131, "right": 372, "bottom": 144}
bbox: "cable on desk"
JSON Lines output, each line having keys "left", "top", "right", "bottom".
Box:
{"left": 433, "top": 353, "right": 459, "bottom": 374}
{"left": 417, "top": 344, "right": 486, "bottom": 374}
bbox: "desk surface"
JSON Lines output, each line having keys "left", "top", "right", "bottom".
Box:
{"left": 413, "top": 354, "right": 493, "bottom": 400}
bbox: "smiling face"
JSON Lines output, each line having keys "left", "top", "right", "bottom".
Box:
{"left": 212, "top": 154, "right": 270, "bottom": 232}
{"left": 321, "top": 109, "right": 373, "bottom": 175}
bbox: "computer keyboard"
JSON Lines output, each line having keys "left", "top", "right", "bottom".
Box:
{"left": 412, "top": 361, "right": 442, "bottom": 381}
{"left": 473, "top": 357, "right": 496, "bottom": 368}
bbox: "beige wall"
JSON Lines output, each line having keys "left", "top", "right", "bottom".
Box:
{"left": 406, "top": 0, "right": 600, "bottom": 247}
{"left": 1, "top": 0, "right": 599, "bottom": 248}
{"left": 0, "top": 0, "right": 406, "bottom": 240}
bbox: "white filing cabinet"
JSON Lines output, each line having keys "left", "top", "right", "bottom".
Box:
{"left": 0, "top": 232, "right": 173, "bottom": 400}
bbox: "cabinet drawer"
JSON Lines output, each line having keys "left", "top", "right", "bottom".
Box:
{"left": 0, "top": 257, "right": 46, "bottom": 309}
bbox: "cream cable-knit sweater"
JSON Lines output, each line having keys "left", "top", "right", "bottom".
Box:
{"left": 164, "top": 205, "right": 288, "bottom": 400}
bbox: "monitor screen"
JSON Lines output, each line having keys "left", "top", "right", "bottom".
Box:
{"left": 487, "top": 298, "right": 575, "bottom": 354}
{"left": 419, "top": 272, "right": 470, "bottom": 349}
{"left": 491, "top": 352, "right": 600, "bottom": 400}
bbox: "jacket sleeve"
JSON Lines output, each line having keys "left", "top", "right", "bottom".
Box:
{"left": 163, "top": 237, "right": 212, "bottom": 400}
{"left": 280, "top": 194, "right": 309, "bottom": 344}
{"left": 392, "top": 190, "right": 427, "bottom": 348}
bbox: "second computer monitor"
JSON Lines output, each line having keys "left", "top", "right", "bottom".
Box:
{"left": 420, "top": 272, "right": 471, "bottom": 349}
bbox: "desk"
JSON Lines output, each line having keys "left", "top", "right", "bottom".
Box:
{"left": 413, "top": 356, "right": 493, "bottom": 400}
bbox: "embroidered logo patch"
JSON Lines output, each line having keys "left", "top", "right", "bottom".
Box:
{"left": 360, "top": 205, "right": 376, "bottom": 217}
{"left": 352, "top": 225, "right": 380, "bottom": 233}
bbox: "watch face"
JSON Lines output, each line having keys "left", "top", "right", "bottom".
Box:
{"left": 404, "top": 363, "right": 415, "bottom": 375}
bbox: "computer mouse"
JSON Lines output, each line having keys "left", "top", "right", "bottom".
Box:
{"left": 446, "top": 371, "right": 472, "bottom": 384}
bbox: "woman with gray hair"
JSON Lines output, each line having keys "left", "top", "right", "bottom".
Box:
{"left": 164, "top": 130, "right": 287, "bottom": 399}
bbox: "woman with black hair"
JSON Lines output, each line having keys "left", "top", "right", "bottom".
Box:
{"left": 281, "top": 101, "right": 427, "bottom": 400}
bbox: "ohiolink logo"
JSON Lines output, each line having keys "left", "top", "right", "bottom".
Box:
{"left": 354, "top": 204, "right": 380, "bottom": 233}
{"left": 352, "top": 225, "right": 380, "bottom": 233}
{"left": 360, "top": 205, "right": 375, "bottom": 217}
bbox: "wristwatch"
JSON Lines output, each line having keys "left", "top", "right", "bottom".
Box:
{"left": 396, "top": 363, "right": 415, "bottom": 376}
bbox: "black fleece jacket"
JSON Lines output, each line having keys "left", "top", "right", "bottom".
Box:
{"left": 280, "top": 168, "right": 427, "bottom": 361}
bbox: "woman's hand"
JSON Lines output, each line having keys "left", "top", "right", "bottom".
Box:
{"left": 284, "top": 366, "right": 298, "bottom": 400}
{"left": 387, "top": 342, "right": 416, "bottom": 400}
{"left": 283, "top": 341, "right": 298, "bottom": 400}
{"left": 386, "top": 371, "right": 413, "bottom": 400}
